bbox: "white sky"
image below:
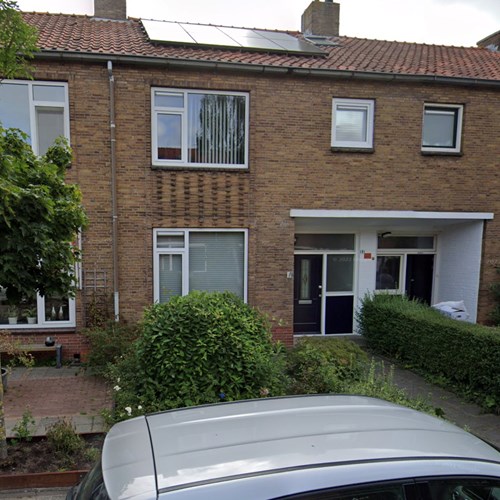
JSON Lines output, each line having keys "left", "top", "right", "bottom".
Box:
{"left": 17, "top": 0, "right": 500, "bottom": 47}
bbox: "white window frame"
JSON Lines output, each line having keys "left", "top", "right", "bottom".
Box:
{"left": 331, "top": 98, "right": 374, "bottom": 149}
{"left": 151, "top": 88, "right": 249, "bottom": 169}
{"left": 0, "top": 80, "right": 74, "bottom": 329}
{"left": 0, "top": 79, "right": 70, "bottom": 155}
{"left": 153, "top": 228, "right": 248, "bottom": 302}
{"left": 421, "top": 103, "right": 463, "bottom": 154}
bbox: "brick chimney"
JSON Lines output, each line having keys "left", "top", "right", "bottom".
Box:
{"left": 301, "top": 0, "right": 340, "bottom": 36}
{"left": 94, "top": 0, "right": 127, "bottom": 20}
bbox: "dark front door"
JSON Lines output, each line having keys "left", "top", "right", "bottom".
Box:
{"left": 294, "top": 255, "right": 322, "bottom": 334}
{"left": 405, "top": 254, "right": 434, "bottom": 305}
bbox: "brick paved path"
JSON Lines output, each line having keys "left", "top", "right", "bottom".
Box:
{"left": 3, "top": 367, "right": 112, "bottom": 436}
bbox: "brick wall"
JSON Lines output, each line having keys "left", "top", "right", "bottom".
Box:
{"left": 26, "top": 60, "right": 499, "bottom": 349}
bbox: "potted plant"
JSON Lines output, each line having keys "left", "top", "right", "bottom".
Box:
{"left": 7, "top": 305, "right": 18, "bottom": 325}
{"left": 23, "top": 306, "right": 37, "bottom": 325}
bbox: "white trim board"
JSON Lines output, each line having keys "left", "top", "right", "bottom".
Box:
{"left": 290, "top": 210, "right": 494, "bottom": 220}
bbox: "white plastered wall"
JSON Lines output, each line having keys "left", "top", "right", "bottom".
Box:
{"left": 434, "top": 221, "right": 484, "bottom": 323}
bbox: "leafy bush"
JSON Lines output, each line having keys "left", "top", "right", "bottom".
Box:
{"left": 111, "top": 292, "right": 287, "bottom": 417}
{"left": 286, "top": 337, "right": 368, "bottom": 394}
{"left": 82, "top": 322, "right": 139, "bottom": 375}
{"left": 358, "top": 294, "right": 500, "bottom": 413}
{"left": 12, "top": 409, "right": 35, "bottom": 443}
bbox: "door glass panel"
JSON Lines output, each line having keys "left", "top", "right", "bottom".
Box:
{"left": 157, "top": 113, "right": 182, "bottom": 160}
{"left": 299, "top": 259, "right": 311, "bottom": 301}
{"left": 159, "top": 254, "right": 182, "bottom": 303}
{"left": 376, "top": 255, "right": 401, "bottom": 290}
{"left": 295, "top": 234, "right": 355, "bottom": 251}
{"left": 326, "top": 254, "right": 354, "bottom": 292}
{"left": 36, "top": 107, "right": 64, "bottom": 155}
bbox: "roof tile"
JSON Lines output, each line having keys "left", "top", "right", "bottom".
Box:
{"left": 23, "top": 13, "right": 500, "bottom": 81}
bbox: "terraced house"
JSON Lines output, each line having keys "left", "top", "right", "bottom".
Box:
{"left": 1, "top": 0, "right": 499, "bottom": 356}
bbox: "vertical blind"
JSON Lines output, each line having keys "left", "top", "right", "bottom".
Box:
{"left": 188, "top": 94, "right": 246, "bottom": 165}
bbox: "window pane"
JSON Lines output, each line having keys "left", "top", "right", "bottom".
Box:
{"left": 36, "top": 107, "right": 64, "bottom": 155}
{"left": 33, "top": 85, "right": 65, "bottom": 102}
{"left": 45, "top": 297, "right": 70, "bottom": 322}
{"left": 376, "top": 256, "right": 401, "bottom": 290}
{"left": 378, "top": 236, "right": 434, "bottom": 249}
{"left": 188, "top": 93, "right": 246, "bottom": 165}
{"left": 336, "top": 106, "right": 367, "bottom": 142}
{"left": 423, "top": 108, "right": 457, "bottom": 147}
{"left": 427, "top": 477, "right": 500, "bottom": 500}
{"left": 155, "top": 92, "right": 184, "bottom": 108}
{"left": 326, "top": 254, "right": 354, "bottom": 292}
{"left": 157, "top": 234, "right": 185, "bottom": 248}
{"left": 295, "top": 234, "right": 355, "bottom": 251}
{"left": 0, "top": 83, "right": 31, "bottom": 139}
{"left": 159, "top": 254, "right": 182, "bottom": 303}
{"left": 157, "top": 114, "right": 182, "bottom": 160}
{"left": 189, "top": 232, "right": 244, "bottom": 298}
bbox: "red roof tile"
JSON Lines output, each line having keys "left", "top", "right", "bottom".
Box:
{"left": 24, "top": 13, "right": 500, "bottom": 82}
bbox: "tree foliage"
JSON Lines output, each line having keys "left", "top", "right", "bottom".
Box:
{"left": 0, "top": 0, "right": 38, "bottom": 79}
{"left": 0, "top": 128, "right": 87, "bottom": 303}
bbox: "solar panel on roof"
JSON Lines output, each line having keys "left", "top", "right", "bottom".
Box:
{"left": 141, "top": 19, "right": 324, "bottom": 55}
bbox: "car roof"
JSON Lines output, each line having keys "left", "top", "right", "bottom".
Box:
{"left": 102, "top": 395, "right": 500, "bottom": 499}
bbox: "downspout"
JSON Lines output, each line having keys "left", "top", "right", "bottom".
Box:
{"left": 108, "top": 60, "right": 120, "bottom": 321}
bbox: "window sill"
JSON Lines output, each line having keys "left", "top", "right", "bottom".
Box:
{"left": 421, "top": 150, "right": 463, "bottom": 157}
{"left": 151, "top": 164, "right": 249, "bottom": 172}
{"left": 331, "top": 147, "right": 374, "bottom": 154}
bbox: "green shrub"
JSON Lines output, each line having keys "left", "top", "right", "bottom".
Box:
{"left": 286, "top": 337, "right": 368, "bottom": 394}
{"left": 358, "top": 294, "right": 500, "bottom": 413}
{"left": 82, "top": 322, "right": 139, "bottom": 374}
{"left": 115, "top": 291, "right": 287, "bottom": 415}
{"left": 12, "top": 409, "right": 35, "bottom": 442}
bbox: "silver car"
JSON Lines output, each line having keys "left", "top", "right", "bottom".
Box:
{"left": 68, "top": 395, "right": 500, "bottom": 499}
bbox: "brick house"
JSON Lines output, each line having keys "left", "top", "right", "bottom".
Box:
{"left": 0, "top": 0, "right": 499, "bottom": 356}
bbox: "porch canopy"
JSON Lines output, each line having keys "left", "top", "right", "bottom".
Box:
{"left": 290, "top": 209, "right": 494, "bottom": 324}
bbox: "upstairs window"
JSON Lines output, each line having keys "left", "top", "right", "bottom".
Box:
{"left": 331, "top": 98, "right": 374, "bottom": 150}
{"left": 0, "top": 80, "right": 69, "bottom": 155}
{"left": 422, "top": 103, "right": 463, "bottom": 153}
{"left": 152, "top": 88, "right": 249, "bottom": 168}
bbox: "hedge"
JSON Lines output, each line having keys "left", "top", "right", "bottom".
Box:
{"left": 357, "top": 294, "right": 500, "bottom": 413}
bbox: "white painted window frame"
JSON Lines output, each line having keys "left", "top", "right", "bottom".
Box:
{"left": 0, "top": 79, "right": 70, "bottom": 155}
{"left": 331, "top": 98, "right": 374, "bottom": 149}
{"left": 0, "top": 80, "right": 74, "bottom": 329}
{"left": 153, "top": 228, "right": 248, "bottom": 302}
{"left": 151, "top": 88, "right": 249, "bottom": 169}
{"left": 421, "top": 103, "right": 463, "bottom": 153}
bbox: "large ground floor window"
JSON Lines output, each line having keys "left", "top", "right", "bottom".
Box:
{"left": 0, "top": 287, "right": 75, "bottom": 329}
{"left": 153, "top": 229, "right": 247, "bottom": 303}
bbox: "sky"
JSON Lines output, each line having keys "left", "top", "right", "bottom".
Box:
{"left": 16, "top": 0, "right": 500, "bottom": 47}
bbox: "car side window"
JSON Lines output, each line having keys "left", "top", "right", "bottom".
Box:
{"left": 427, "top": 477, "right": 500, "bottom": 500}
{"left": 275, "top": 480, "right": 415, "bottom": 499}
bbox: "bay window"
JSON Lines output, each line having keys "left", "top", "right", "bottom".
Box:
{"left": 152, "top": 88, "right": 249, "bottom": 168}
{"left": 154, "top": 229, "right": 247, "bottom": 302}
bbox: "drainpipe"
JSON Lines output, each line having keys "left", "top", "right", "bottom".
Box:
{"left": 108, "top": 60, "right": 120, "bottom": 321}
